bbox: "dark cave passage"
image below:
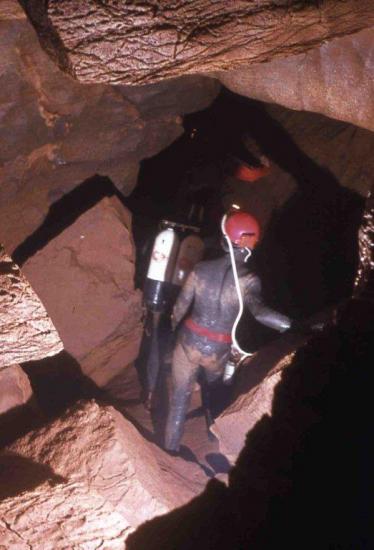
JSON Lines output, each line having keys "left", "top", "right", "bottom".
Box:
{"left": 4, "top": 89, "right": 367, "bottom": 462}
{"left": 0, "top": 69, "right": 371, "bottom": 550}
{"left": 129, "top": 88, "right": 365, "bottom": 325}
{"left": 1, "top": 2, "right": 373, "bottom": 546}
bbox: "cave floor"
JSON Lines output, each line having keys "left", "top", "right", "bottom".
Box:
{"left": 104, "top": 364, "right": 230, "bottom": 481}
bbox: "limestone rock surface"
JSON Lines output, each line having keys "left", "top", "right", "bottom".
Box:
{"left": 219, "top": 27, "right": 374, "bottom": 131}
{"left": 22, "top": 196, "right": 142, "bottom": 386}
{"left": 0, "top": 0, "right": 219, "bottom": 253}
{"left": 6, "top": 399, "right": 206, "bottom": 528}
{"left": 0, "top": 365, "right": 33, "bottom": 416}
{"left": 24, "top": 0, "right": 374, "bottom": 87}
{"left": 0, "top": 245, "right": 63, "bottom": 368}
{"left": 0, "top": 479, "right": 132, "bottom": 549}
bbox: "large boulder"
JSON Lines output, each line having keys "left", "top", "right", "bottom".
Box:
{"left": 0, "top": 479, "right": 132, "bottom": 549}
{"left": 5, "top": 399, "right": 206, "bottom": 528}
{"left": 23, "top": 0, "right": 373, "bottom": 89}
{"left": 0, "top": 245, "right": 63, "bottom": 368}
{"left": 211, "top": 333, "right": 309, "bottom": 463}
{"left": 0, "top": 0, "right": 219, "bottom": 254}
{"left": 22, "top": 196, "right": 142, "bottom": 386}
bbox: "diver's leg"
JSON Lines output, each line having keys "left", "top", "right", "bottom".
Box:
{"left": 200, "top": 367, "right": 222, "bottom": 438}
{"left": 164, "top": 341, "right": 198, "bottom": 452}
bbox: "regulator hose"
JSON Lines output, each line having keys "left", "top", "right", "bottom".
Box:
{"left": 221, "top": 214, "right": 253, "bottom": 363}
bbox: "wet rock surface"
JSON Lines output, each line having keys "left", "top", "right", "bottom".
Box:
{"left": 219, "top": 27, "right": 374, "bottom": 131}
{"left": 0, "top": 0, "right": 219, "bottom": 254}
{"left": 22, "top": 196, "right": 142, "bottom": 386}
{"left": 0, "top": 245, "right": 63, "bottom": 368}
{"left": 5, "top": 399, "right": 207, "bottom": 529}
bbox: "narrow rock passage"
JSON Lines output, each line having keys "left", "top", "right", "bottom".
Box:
{"left": 104, "top": 363, "right": 230, "bottom": 481}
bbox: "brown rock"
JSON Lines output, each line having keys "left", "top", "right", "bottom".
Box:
{"left": 0, "top": 245, "right": 63, "bottom": 368}
{"left": 262, "top": 103, "right": 374, "bottom": 198}
{"left": 0, "top": 365, "right": 33, "bottom": 416}
{"left": 219, "top": 27, "right": 374, "bottom": 131}
{"left": 0, "top": 479, "right": 132, "bottom": 549}
{"left": 212, "top": 334, "right": 308, "bottom": 463}
{"left": 7, "top": 399, "right": 206, "bottom": 528}
{"left": 22, "top": 196, "right": 142, "bottom": 386}
{"left": 24, "top": 0, "right": 374, "bottom": 86}
{"left": 0, "top": 1, "right": 219, "bottom": 253}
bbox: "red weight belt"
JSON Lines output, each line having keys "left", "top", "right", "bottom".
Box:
{"left": 184, "top": 317, "right": 232, "bottom": 343}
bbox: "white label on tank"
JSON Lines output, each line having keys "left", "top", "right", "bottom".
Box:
{"left": 147, "top": 228, "right": 179, "bottom": 282}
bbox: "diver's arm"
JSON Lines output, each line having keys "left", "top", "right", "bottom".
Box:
{"left": 171, "top": 270, "right": 196, "bottom": 330}
{"left": 245, "top": 275, "right": 291, "bottom": 332}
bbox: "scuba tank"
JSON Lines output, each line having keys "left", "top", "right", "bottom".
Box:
{"left": 171, "top": 234, "right": 204, "bottom": 287}
{"left": 142, "top": 218, "right": 203, "bottom": 409}
{"left": 144, "top": 226, "right": 179, "bottom": 312}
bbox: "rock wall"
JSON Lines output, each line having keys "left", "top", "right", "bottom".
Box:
{"left": 23, "top": 0, "right": 374, "bottom": 89}
{"left": 211, "top": 337, "right": 305, "bottom": 462}
{"left": 4, "top": 399, "right": 207, "bottom": 529}
{"left": 219, "top": 27, "right": 374, "bottom": 131}
{"left": 0, "top": 245, "right": 63, "bottom": 368}
{"left": 0, "top": 0, "right": 219, "bottom": 254}
{"left": 0, "top": 479, "right": 132, "bottom": 549}
{"left": 22, "top": 196, "right": 142, "bottom": 386}
{"left": 21, "top": 1, "right": 374, "bottom": 131}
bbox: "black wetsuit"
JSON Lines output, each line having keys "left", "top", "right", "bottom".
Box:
{"left": 164, "top": 249, "right": 291, "bottom": 451}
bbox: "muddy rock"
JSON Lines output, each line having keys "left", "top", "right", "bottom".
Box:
{"left": 0, "top": 245, "right": 63, "bottom": 368}
{"left": 22, "top": 196, "right": 142, "bottom": 386}
{"left": 0, "top": 479, "right": 132, "bottom": 549}
{"left": 6, "top": 399, "right": 206, "bottom": 529}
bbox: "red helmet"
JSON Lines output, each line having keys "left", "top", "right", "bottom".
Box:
{"left": 224, "top": 212, "right": 260, "bottom": 249}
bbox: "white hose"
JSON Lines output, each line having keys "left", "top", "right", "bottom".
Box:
{"left": 221, "top": 214, "right": 253, "bottom": 361}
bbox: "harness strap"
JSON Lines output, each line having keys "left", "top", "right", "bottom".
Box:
{"left": 184, "top": 317, "right": 232, "bottom": 343}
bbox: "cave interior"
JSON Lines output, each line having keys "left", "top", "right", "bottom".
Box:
{"left": 0, "top": 2, "right": 373, "bottom": 549}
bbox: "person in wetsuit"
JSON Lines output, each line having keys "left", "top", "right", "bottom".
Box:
{"left": 164, "top": 211, "right": 293, "bottom": 453}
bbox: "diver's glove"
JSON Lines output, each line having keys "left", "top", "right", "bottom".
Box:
{"left": 290, "top": 319, "right": 325, "bottom": 335}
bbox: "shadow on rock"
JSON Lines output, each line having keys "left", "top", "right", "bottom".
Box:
{"left": 205, "top": 453, "right": 231, "bottom": 475}
{"left": 127, "top": 300, "right": 373, "bottom": 549}
{"left": 0, "top": 398, "right": 44, "bottom": 449}
{"left": 0, "top": 452, "right": 66, "bottom": 500}
{"left": 21, "top": 350, "right": 103, "bottom": 418}
{"left": 13, "top": 175, "right": 125, "bottom": 266}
